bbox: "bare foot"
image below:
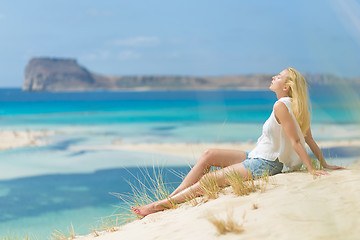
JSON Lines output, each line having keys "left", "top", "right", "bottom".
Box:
{"left": 131, "top": 203, "right": 163, "bottom": 217}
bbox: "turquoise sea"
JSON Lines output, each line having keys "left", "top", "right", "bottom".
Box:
{"left": 0, "top": 87, "right": 360, "bottom": 238}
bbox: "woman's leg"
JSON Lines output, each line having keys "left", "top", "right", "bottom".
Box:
{"left": 132, "top": 162, "right": 250, "bottom": 216}
{"left": 169, "top": 149, "right": 247, "bottom": 197}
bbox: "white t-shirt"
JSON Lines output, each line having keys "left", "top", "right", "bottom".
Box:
{"left": 247, "top": 97, "right": 305, "bottom": 171}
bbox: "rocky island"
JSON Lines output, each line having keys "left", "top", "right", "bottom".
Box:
{"left": 23, "top": 58, "right": 360, "bottom": 92}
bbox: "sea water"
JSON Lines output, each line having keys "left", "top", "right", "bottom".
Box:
{"left": 0, "top": 87, "right": 359, "bottom": 237}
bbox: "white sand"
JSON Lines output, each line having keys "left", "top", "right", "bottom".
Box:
{"left": 0, "top": 130, "right": 54, "bottom": 150}
{"left": 77, "top": 164, "right": 360, "bottom": 240}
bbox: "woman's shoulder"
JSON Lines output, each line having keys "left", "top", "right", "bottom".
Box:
{"left": 273, "top": 101, "right": 287, "bottom": 112}
{"left": 273, "top": 97, "right": 292, "bottom": 113}
{"left": 273, "top": 97, "right": 291, "bottom": 110}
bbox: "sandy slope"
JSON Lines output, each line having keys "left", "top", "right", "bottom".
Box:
{"left": 77, "top": 163, "right": 360, "bottom": 240}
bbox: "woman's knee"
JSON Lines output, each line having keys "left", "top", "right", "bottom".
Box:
{"left": 201, "top": 148, "right": 218, "bottom": 162}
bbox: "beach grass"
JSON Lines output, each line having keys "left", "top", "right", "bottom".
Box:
{"left": 61, "top": 164, "right": 272, "bottom": 238}
{"left": 112, "top": 163, "right": 274, "bottom": 222}
{"left": 51, "top": 223, "right": 76, "bottom": 240}
{"left": 89, "top": 225, "right": 100, "bottom": 237}
{"left": 258, "top": 170, "right": 271, "bottom": 193}
{"left": 184, "top": 188, "right": 203, "bottom": 206}
{"left": 225, "top": 169, "right": 256, "bottom": 196}
{"left": 1, "top": 235, "right": 30, "bottom": 240}
{"left": 111, "top": 165, "right": 180, "bottom": 222}
{"left": 81, "top": 162, "right": 273, "bottom": 237}
{"left": 1, "top": 232, "right": 42, "bottom": 240}
{"left": 199, "top": 169, "right": 221, "bottom": 199}
{"left": 252, "top": 203, "right": 258, "bottom": 210}
{"left": 98, "top": 215, "right": 120, "bottom": 232}
{"left": 207, "top": 210, "right": 245, "bottom": 235}
{"left": 310, "top": 157, "right": 323, "bottom": 171}
{"left": 298, "top": 156, "right": 325, "bottom": 178}
{"left": 224, "top": 169, "right": 271, "bottom": 196}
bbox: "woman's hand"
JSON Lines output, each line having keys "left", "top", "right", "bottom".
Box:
{"left": 323, "top": 164, "right": 345, "bottom": 170}
{"left": 311, "top": 169, "right": 329, "bottom": 176}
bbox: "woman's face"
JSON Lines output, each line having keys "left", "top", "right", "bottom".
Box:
{"left": 270, "top": 69, "right": 288, "bottom": 92}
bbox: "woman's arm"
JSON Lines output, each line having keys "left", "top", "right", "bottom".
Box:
{"left": 304, "top": 128, "right": 327, "bottom": 167}
{"left": 305, "top": 128, "right": 344, "bottom": 170}
{"left": 274, "top": 102, "right": 328, "bottom": 176}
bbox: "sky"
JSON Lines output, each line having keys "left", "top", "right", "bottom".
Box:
{"left": 0, "top": 0, "right": 360, "bottom": 87}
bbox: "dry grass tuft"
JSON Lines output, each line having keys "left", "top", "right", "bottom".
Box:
{"left": 51, "top": 229, "right": 67, "bottom": 240}
{"left": 252, "top": 203, "right": 258, "bottom": 210}
{"left": 225, "top": 168, "right": 272, "bottom": 196}
{"left": 199, "top": 170, "right": 221, "bottom": 199}
{"left": 225, "top": 169, "right": 257, "bottom": 196}
{"left": 90, "top": 225, "right": 100, "bottom": 237}
{"left": 2, "top": 233, "right": 40, "bottom": 240}
{"left": 208, "top": 210, "right": 245, "bottom": 235}
{"left": 111, "top": 165, "right": 180, "bottom": 223}
{"left": 300, "top": 157, "right": 324, "bottom": 172}
{"left": 51, "top": 223, "right": 76, "bottom": 240}
{"left": 258, "top": 170, "right": 271, "bottom": 193}
{"left": 87, "top": 213, "right": 126, "bottom": 237}
{"left": 1, "top": 235, "right": 30, "bottom": 240}
{"left": 299, "top": 157, "right": 325, "bottom": 179}
{"left": 95, "top": 215, "right": 121, "bottom": 233}
{"left": 184, "top": 188, "right": 202, "bottom": 206}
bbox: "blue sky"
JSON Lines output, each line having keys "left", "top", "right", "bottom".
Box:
{"left": 1, "top": 0, "right": 360, "bottom": 87}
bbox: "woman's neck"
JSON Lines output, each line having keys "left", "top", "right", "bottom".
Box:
{"left": 276, "top": 92, "right": 289, "bottom": 100}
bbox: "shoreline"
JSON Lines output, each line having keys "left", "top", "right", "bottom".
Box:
{"left": 0, "top": 130, "right": 55, "bottom": 150}
{"left": 2, "top": 129, "right": 360, "bottom": 159}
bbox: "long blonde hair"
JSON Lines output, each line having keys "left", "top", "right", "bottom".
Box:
{"left": 285, "top": 68, "right": 311, "bottom": 136}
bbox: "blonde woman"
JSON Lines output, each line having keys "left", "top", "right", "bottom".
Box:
{"left": 132, "top": 68, "right": 344, "bottom": 216}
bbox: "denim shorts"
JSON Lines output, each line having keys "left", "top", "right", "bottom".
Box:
{"left": 242, "top": 152, "right": 284, "bottom": 178}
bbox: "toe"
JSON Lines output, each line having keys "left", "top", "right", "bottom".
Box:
{"left": 131, "top": 206, "right": 140, "bottom": 214}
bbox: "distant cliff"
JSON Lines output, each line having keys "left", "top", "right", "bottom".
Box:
{"left": 23, "top": 58, "right": 96, "bottom": 91}
{"left": 23, "top": 58, "right": 360, "bottom": 92}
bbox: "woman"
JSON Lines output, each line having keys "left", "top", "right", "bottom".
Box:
{"left": 132, "top": 68, "right": 344, "bottom": 216}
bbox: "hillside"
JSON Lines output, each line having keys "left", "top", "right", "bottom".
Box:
{"left": 23, "top": 58, "right": 360, "bottom": 92}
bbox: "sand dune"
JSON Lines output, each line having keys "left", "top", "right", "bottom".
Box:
{"left": 76, "top": 164, "right": 360, "bottom": 240}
